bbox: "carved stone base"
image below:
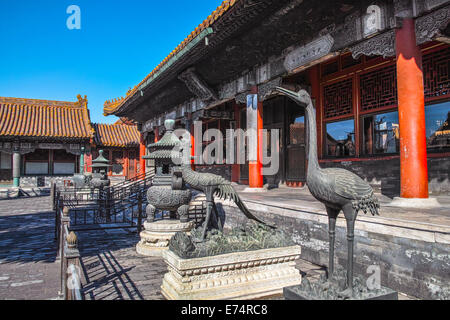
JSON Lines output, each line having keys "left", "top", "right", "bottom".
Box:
{"left": 283, "top": 267, "right": 398, "bottom": 300}
{"left": 161, "top": 246, "right": 302, "bottom": 300}
{"left": 284, "top": 285, "right": 398, "bottom": 301}
{"left": 388, "top": 197, "right": 441, "bottom": 209}
{"left": 136, "top": 220, "right": 195, "bottom": 257}
{"left": 242, "top": 187, "right": 268, "bottom": 193}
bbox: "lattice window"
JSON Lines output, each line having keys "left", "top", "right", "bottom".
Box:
{"left": 423, "top": 47, "right": 450, "bottom": 99}
{"left": 323, "top": 78, "right": 353, "bottom": 119}
{"left": 360, "top": 65, "right": 398, "bottom": 112}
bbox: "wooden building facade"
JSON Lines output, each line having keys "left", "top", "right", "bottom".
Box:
{"left": 0, "top": 96, "right": 144, "bottom": 187}
{"left": 90, "top": 122, "right": 141, "bottom": 181}
{"left": 0, "top": 96, "right": 93, "bottom": 187}
{"left": 104, "top": 0, "right": 450, "bottom": 196}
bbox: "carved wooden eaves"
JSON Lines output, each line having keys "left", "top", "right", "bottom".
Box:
{"left": 178, "top": 68, "right": 218, "bottom": 102}
{"left": 350, "top": 30, "right": 396, "bottom": 60}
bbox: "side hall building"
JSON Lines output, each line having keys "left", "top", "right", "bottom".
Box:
{"left": 0, "top": 96, "right": 143, "bottom": 188}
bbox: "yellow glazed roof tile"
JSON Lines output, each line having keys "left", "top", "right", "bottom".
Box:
{"left": 0, "top": 96, "right": 95, "bottom": 140}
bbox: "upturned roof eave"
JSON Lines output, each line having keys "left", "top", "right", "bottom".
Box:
{"left": 106, "top": 27, "right": 214, "bottom": 117}
{"left": 103, "top": 0, "right": 243, "bottom": 117}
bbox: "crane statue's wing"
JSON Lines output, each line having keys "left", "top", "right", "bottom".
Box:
{"left": 216, "top": 183, "right": 275, "bottom": 228}
{"left": 328, "top": 168, "right": 374, "bottom": 201}
{"left": 330, "top": 168, "right": 380, "bottom": 216}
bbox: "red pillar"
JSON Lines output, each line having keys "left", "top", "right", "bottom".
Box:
{"left": 154, "top": 127, "right": 160, "bottom": 143}
{"left": 139, "top": 134, "right": 146, "bottom": 176}
{"left": 124, "top": 150, "right": 129, "bottom": 179}
{"left": 85, "top": 152, "right": 93, "bottom": 173}
{"left": 249, "top": 89, "right": 264, "bottom": 189}
{"left": 231, "top": 102, "right": 240, "bottom": 183}
{"left": 396, "top": 18, "right": 429, "bottom": 199}
{"left": 190, "top": 122, "right": 196, "bottom": 170}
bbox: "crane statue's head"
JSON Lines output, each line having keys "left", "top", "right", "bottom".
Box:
{"left": 275, "top": 87, "right": 312, "bottom": 107}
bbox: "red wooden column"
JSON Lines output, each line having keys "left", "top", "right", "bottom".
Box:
{"left": 154, "top": 127, "right": 160, "bottom": 143}
{"left": 231, "top": 102, "right": 240, "bottom": 182}
{"left": 139, "top": 134, "right": 146, "bottom": 176}
{"left": 396, "top": 18, "right": 429, "bottom": 199}
{"left": 124, "top": 150, "right": 129, "bottom": 179}
{"left": 248, "top": 87, "right": 264, "bottom": 189}
{"left": 85, "top": 152, "right": 93, "bottom": 173}
{"left": 189, "top": 122, "right": 196, "bottom": 170}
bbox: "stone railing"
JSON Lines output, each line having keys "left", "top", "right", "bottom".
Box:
{"left": 57, "top": 206, "right": 83, "bottom": 300}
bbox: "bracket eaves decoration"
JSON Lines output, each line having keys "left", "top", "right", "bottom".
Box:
{"left": 178, "top": 68, "right": 218, "bottom": 102}
{"left": 258, "top": 78, "right": 282, "bottom": 102}
{"left": 350, "top": 30, "right": 396, "bottom": 60}
{"left": 235, "top": 92, "right": 250, "bottom": 105}
{"left": 415, "top": 5, "right": 450, "bottom": 45}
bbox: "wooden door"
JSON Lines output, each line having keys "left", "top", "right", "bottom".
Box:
{"left": 285, "top": 100, "right": 306, "bottom": 183}
{"left": 239, "top": 108, "right": 249, "bottom": 181}
{"left": 263, "top": 97, "right": 285, "bottom": 187}
{"left": 111, "top": 150, "right": 124, "bottom": 176}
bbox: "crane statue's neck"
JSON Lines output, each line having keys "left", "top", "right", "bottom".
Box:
{"left": 305, "top": 102, "right": 320, "bottom": 176}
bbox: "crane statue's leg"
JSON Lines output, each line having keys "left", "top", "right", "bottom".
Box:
{"left": 340, "top": 204, "right": 358, "bottom": 298}
{"left": 326, "top": 207, "right": 340, "bottom": 279}
{"left": 194, "top": 186, "right": 215, "bottom": 243}
{"left": 212, "top": 202, "right": 223, "bottom": 232}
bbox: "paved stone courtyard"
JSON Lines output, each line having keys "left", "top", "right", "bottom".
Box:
{"left": 0, "top": 196, "right": 414, "bottom": 300}
{"left": 0, "top": 196, "right": 168, "bottom": 300}
{"left": 0, "top": 196, "right": 60, "bottom": 300}
{"left": 78, "top": 229, "right": 167, "bottom": 300}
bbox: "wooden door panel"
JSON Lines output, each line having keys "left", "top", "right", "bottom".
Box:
{"left": 286, "top": 147, "right": 306, "bottom": 181}
{"left": 263, "top": 126, "right": 284, "bottom": 186}
{"left": 285, "top": 99, "right": 307, "bottom": 183}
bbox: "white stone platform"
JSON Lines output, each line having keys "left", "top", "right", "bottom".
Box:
{"left": 161, "top": 245, "right": 302, "bottom": 300}
{"left": 0, "top": 187, "right": 50, "bottom": 200}
{"left": 136, "top": 220, "right": 195, "bottom": 257}
{"left": 387, "top": 197, "right": 442, "bottom": 209}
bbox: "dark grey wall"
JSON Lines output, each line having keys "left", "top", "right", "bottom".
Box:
{"left": 321, "top": 157, "right": 450, "bottom": 197}
{"left": 222, "top": 204, "right": 450, "bottom": 300}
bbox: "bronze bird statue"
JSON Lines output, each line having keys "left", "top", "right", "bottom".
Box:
{"left": 275, "top": 87, "right": 380, "bottom": 298}
{"left": 181, "top": 163, "right": 271, "bottom": 242}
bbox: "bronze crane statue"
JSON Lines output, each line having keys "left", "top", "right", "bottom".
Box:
{"left": 275, "top": 86, "right": 380, "bottom": 298}
{"left": 181, "top": 163, "right": 271, "bottom": 242}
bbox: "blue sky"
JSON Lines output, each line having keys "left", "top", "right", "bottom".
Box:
{"left": 0, "top": 0, "right": 224, "bottom": 124}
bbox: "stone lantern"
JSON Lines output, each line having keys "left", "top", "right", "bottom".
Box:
{"left": 90, "top": 150, "right": 111, "bottom": 189}
{"left": 136, "top": 119, "right": 194, "bottom": 257}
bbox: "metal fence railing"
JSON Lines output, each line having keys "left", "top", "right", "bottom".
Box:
{"left": 53, "top": 172, "right": 208, "bottom": 299}
{"left": 53, "top": 173, "right": 153, "bottom": 233}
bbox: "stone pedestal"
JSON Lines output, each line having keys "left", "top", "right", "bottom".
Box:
{"left": 136, "top": 220, "right": 195, "bottom": 257}
{"left": 388, "top": 197, "right": 441, "bottom": 209}
{"left": 284, "top": 285, "right": 398, "bottom": 301}
{"left": 161, "top": 246, "right": 302, "bottom": 300}
{"left": 283, "top": 267, "right": 398, "bottom": 300}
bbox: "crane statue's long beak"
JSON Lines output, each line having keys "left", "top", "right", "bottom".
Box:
{"left": 275, "top": 86, "right": 300, "bottom": 102}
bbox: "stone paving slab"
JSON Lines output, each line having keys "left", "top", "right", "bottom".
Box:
{"left": 0, "top": 196, "right": 415, "bottom": 300}
{"left": 0, "top": 197, "right": 60, "bottom": 300}
{"left": 77, "top": 229, "right": 167, "bottom": 300}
